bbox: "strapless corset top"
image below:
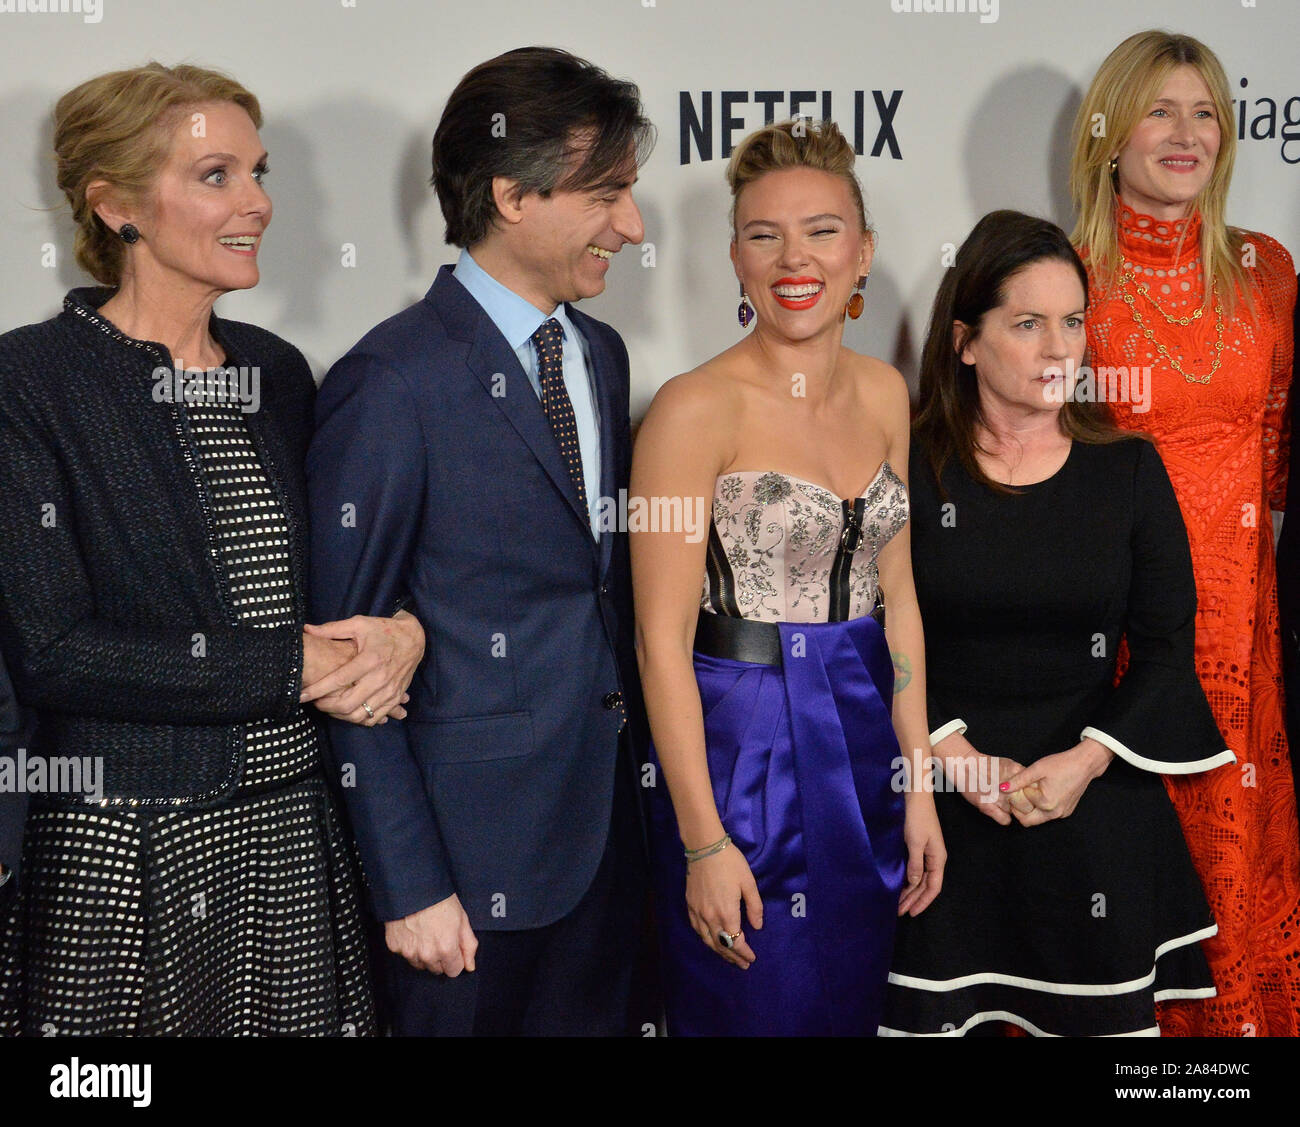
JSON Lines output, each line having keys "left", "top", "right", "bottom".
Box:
{"left": 701, "top": 462, "right": 908, "bottom": 624}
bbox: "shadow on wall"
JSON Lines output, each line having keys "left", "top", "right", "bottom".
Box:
{"left": 665, "top": 178, "right": 730, "bottom": 386}
{"left": 963, "top": 64, "right": 1081, "bottom": 229}
{"left": 18, "top": 84, "right": 85, "bottom": 302}
{"left": 586, "top": 197, "right": 666, "bottom": 358}
{"left": 843, "top": 263, "right": 915, "bottom": 395}
{"left": 254, "top": 97, "right": 439, "bottom": 373}
{"left": 843, "top": 65, "right": 1079, "bottom": 398}
{"left": 397, "top": 122, "right": 445, "bottom": 291}
{"left": 255, "top": 116, "right": 331, "bottom": 338}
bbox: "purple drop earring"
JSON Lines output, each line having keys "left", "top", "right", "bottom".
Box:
{"left": 738, "top": 288, "right": 754, "bottom": 328}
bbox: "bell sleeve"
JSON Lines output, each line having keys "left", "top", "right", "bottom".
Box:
{"left": 1079, "top": 440, "right": 1235, "bottom": 774}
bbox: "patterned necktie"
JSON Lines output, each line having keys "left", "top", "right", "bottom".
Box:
{"left": 531, "top": 318, "right": 587, "bottom": 511}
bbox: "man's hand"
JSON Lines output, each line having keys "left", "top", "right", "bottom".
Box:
{"left": 385, "top": 893, "right": 478, "bottom": 976}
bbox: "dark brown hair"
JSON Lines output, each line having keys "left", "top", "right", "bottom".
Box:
{"left": 913, "top": 209, "right": 1131, "bottom": 495}
{"left": 431, "top": 46, "right": 655, "bottom": 248}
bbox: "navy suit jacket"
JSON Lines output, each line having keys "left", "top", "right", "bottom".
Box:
{"left": 1, "top": 653, "right": 32, "bottom": 893}
{"left": 308, "top": 265, "right": 643, "bottom": 930}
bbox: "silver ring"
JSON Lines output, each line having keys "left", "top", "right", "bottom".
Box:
{"left": 361, "top": 701, "right": 375, "bottom": 719}
{"left": 718, "top": 930, "right": 740, "bottom": 949}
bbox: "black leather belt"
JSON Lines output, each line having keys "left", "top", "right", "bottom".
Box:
{"left": 694, "top": 610, "right": 783, "bottom": 666}
{"left": 693, "top": 600, "right": 886, "bottom": 669}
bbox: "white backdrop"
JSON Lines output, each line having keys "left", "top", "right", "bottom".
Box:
{"left": 1, "top": 0, "right": 1297, "bottom": 415}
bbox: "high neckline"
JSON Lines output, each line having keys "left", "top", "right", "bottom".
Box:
{"left": 64, "top": 286, "right": 167, "bottom": 358}
{"left": 1116, "top": 203, "right": 1202, "bottom": 269}
{"left": 63, "top": 286, "right": 234, "bottom": 368}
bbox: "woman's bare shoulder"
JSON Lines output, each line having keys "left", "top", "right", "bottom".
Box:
{"left": 644, "top": 347, "right": 750, "bottom": 426}
{"left": 841, "top": 348, "right": 910, "bottom": 414}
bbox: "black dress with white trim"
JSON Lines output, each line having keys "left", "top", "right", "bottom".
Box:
{"left": 882, "top": 436, "right": 1229, "bottom": 1037}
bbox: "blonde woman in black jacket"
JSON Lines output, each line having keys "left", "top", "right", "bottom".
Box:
{"left": 0, "top": 63, "right": 423, "bottom": 1036}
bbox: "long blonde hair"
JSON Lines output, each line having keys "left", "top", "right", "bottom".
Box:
{"left": 1068, "top": 30, "right": 1250, "bottom": 317}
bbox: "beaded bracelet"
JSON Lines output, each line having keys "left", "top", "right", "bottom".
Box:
{"left": 684, "top": 833, "right": 731, "bottom": 864}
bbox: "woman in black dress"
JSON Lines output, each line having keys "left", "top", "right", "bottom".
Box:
{"left": 882, "top": 211, "right": 1231, "bottom": 1037}
{"left": 0, "top": 63, "right": 423, "bottom": 1035}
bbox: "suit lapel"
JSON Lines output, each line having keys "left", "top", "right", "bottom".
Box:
{"left": 431, "top": 267, "right": 596, "bottom": 552}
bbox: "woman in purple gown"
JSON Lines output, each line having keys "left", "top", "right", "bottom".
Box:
{"left": 630, "top": 120, "right": 945, "bottom": 1036}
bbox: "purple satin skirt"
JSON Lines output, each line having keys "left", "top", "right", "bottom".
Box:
{"left": 648, "top": 615, "right": 906, "bottom": 1036}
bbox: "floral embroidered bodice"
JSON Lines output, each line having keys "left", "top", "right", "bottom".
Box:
{"left": 701, "top": 463, "right": 908, "bottom": 624}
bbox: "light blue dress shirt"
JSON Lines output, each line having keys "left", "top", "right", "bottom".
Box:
{"left": 454, "top": 248, "right": 602, "bottom": 539}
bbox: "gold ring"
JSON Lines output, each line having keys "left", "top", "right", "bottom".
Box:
{"left": 362, "top": 701, "right": 375, "bottom": 719}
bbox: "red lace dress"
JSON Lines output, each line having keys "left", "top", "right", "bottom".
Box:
{"left": 1084, "top": 204, "right": 1300, "bottom": 1036}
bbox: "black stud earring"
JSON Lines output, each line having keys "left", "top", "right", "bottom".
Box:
{"left": 119, "top": 224, "right": 140, "bottom": 244}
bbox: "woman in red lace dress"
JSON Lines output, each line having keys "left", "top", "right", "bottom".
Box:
{"left": 1069, "top": 30, "right": 1300, "bottom": 1036}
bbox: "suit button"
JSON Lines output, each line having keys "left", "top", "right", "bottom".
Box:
{"left": 600, "top": 583, "right": 609, "bottom": 596}
{"left": 602, "top": 690, "right": 623, "bottom": 710}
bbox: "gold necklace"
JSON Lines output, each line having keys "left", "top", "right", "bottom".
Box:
{"left": 1118, "top": 271, "right": 1224, "bottom": 385}
{"left": 1129, "top": 273, "right": 1203, "bottom": 324}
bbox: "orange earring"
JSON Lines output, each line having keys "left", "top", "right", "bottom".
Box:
{"left": 845, "top": 273, "right": 868, "bottom": 320}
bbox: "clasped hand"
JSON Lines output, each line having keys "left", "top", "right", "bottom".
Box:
{"left": 943, "top": 735, "right": 1112, "bottom": 827}
{"left": 299, "top": 610, "right": 426, "bottom": 726}
{"left": 997, "top": 742, "right": 1111, "bottom": 826}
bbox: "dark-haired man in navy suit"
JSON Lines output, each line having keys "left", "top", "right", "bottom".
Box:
{"left": 308, "top": 47, "right": 655, "bottom": 1035}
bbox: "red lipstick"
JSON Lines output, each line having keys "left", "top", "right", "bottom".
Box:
{"left": 772, "top": 275, "right": 824, "bottom": 311}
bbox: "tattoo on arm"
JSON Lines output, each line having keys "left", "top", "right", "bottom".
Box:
{"left": 892, "top": 652, "right": 912, "bottom": 694}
